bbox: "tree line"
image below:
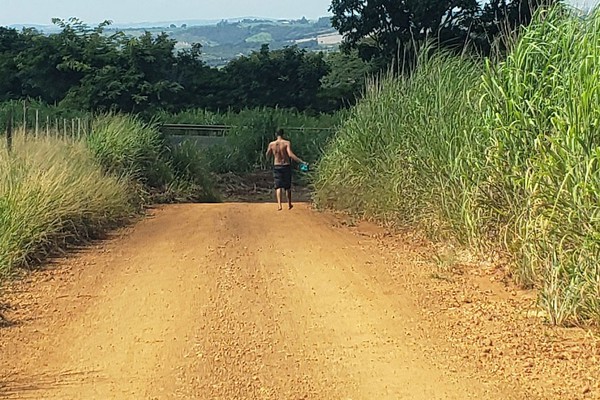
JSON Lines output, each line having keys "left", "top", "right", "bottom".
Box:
{"left": 0, "top": 18, "right": 366, "bottom": 115}
{"left": 0, "top": 0, "right": 548, "bottom": 115}
{"left": 329, "top": 0, "right": 552, "bottom": 64}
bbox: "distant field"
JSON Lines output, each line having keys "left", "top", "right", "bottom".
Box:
{"left": 246, "top": 32, "right": 273, "bottom": 43}
{"left": 317, "top": 33, "right": 343, "bottom": 45}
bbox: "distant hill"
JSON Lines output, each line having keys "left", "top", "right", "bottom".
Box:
{"left": 110, "top": 17, "right": 341, "bottom": 67}
{"left": 8, "top": 23, "right": 62, "bottom": 33}
{"left": 7, "top": 16, "right": 342, "bottom": 67}
{"left": 7, "top": 16, "right": 269, "bottom": 31}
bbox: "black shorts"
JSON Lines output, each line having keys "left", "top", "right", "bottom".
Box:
{"left": 273, "top": 165, "right": 292, "bottom": 190}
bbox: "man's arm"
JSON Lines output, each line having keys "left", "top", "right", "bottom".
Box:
{"left": 286, "top": 143, "right": 304, "bottom": 164}
{"left": 266, "top": 143, "right": 273, "bottom": 157}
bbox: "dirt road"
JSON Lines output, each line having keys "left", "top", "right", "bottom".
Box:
{"left": 0, "top": 203, "right": 592, "bottom": 399}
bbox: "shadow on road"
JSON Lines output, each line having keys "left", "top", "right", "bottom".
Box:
{"left": 216, "top": 170, "right": 312, "bottom": 204}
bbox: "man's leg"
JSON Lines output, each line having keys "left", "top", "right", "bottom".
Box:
{"left": 276, "top": 188, "right": 283, "bottom": 210}
{"left": 286, "top": 189, "right": 293, "bottom": 209}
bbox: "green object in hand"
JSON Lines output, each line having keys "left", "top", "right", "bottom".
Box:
{"left": 300, "top": 163, "right": 309, "bottom": 172}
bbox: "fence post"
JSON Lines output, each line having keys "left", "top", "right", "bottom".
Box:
{"left": 35, "top": 109, "right": 39, "bottom": 138}
{"left": 63, "top": 118, "right": 67, "bottom": 140}
{"left": 46, "top": 116, "right": 50, "bottom": 136}
{"left": 6, "top": 109, "right": 13, "bottom": 153}
{"left": 22, "top": 100, "right": 26, "bottom": 134}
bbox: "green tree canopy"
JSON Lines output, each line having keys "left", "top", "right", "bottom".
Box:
{"left": 0, "top": 19, "right": 369, "bottom": 113}
{"left": 224, "top": 44, "right": 330, "bottom": 111}
{"left": 329, "top": 0, "right": 550, "bottom": 61}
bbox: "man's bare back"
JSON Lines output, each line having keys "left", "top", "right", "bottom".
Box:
{"left": 267, "top": 138, "right": 292, "bottom": 165}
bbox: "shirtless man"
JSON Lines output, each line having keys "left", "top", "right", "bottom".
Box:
{"left": 265, "top": 128, "right": 306, "bottom": 210}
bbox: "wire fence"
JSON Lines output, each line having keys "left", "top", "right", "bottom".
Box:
{"left": 2, "top": 103, "right": 93, "bottom": 153}
{"left": 2, "top": 102, "right": 337, "bottom": 154}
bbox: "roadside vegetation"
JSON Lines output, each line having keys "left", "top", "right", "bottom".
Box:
{"left": 0, "top": 132, "right": 134, "bottom": 275}
{"left": 0, "top": 114, "right": 217, "bottom": 277}
{"left": 158, "top": 108, "right": 345, "bottom": 173}
{"left": 315, "top": 5, "right": 600, "bottom": 326}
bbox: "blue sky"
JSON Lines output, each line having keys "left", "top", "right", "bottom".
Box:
{"left": 0, "top": 0, "right": 334, "bottom": 25}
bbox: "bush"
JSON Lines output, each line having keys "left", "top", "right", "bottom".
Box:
{"left": 314, "top": 51, "right": 483, "bottom": 234}
{"left": 0, "top": 112, "right": 219, "bottom": 276}
{"left": 87, "top": 113, "right": 217, "bottom": 202}
{"left": 0, "top": 100, "right": 90, "bottom": 133}
{"left": 480, "top": 6, "right": 600, "bottom": 324}
{"left": 87, "top": 113, "right": 170, "bottom": 188}
{"left": 163, "top": 140, "right": 220, "bottom": 203}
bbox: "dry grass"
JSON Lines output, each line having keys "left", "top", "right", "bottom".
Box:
{"left": 0, "top": 132, "right": 134, "bottom": 275}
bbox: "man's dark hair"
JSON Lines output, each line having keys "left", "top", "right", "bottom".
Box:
{"left": 276, "top": 128, "right": 284, "bottom": 138}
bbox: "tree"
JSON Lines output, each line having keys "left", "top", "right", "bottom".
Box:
{"left": 319, "top": 50, "right": 374, "bottom": 111}
{"left": 329, "top": 0, "right": 550, "bottom": 62}
{"left": 14, "top": 24, "right": 83, "bottom": 103}
{"left": 51, "top": 19, "right": 183, "bottom": 113}
{"left": 330, "top": 0, "right": 480, "bottom": 62}
{"left": 224, "top": 45, "right": 330, "bottom": 111}
{"left": 474, "top": 0, "right": 551, "bottom": 54}
{"left": 315, "top": 17, "right": 333, "bottom": 29}
{"left": 0, "top": 27, "right": 28, "bottom": 100}
{"left": 172, "top": 43, "right": 229, "bottom": 111}
{"left": 0, "top": 19, "right": 348, "bottom": 113}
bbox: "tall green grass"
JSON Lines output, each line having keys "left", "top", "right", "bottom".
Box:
{"left": 88, "top": 114, "right": 169, "bottom": 188}
{"left": 0, "top": 133, "right": 134, "bottom": 275}
{"left": 159, "top": 108, "right": 345, "bottom": 173}
{"left": 0, "top": 100, "right": 91, "bottom": 133}
{"left": 163, "top": 140, "right": 220, "bottom": 203}
{"left": 315, "top": 6, "right": 600, "bottom": 325}
{"left": 0, "top": 113, "right": 218, "bottom": 276}
{"left": 481, "top": 6, "right": 600, "bottom": 324}
{"left": 314, "top": 52, "right": 484, "bottom": 234}
{"left": 88, "top": 114, "right": 219, "bottom": 202}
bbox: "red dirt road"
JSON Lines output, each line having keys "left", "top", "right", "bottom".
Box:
{"left": 0, "top": 203, "right": 598, "bottom": 399}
